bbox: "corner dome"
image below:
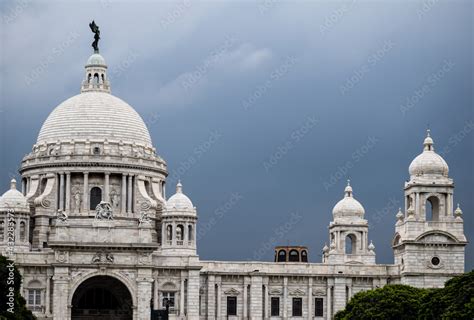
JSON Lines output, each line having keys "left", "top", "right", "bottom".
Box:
{"left": 36, "top": 92, "right": 153, "bottom": 147}
{"left": 0, "top": 179, "right": 29, "bottom": 210}
{"left": 86, "top": 53, "right": 106, "bottom": 66}
{"left": 332, "top": 181, "right": 365, "bottom": 220}
{"left": 166, "top": 182, "right": 194, "bottom": 211}
{"left": 408, "top": 130, "right": 449, "bottom": 177}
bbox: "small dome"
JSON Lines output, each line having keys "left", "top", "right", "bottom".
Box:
{"left": 86, "top": 53, "right": 106, "bottom": 66}
{"left": 332, "top": 181, "right": 365, "bottom": 220}
{"left": 408, "top": 130, "right": 449, "bottom": 177}
{"left": 166, "top": 182, "right": 194, "bottom": 211}
{"left": 0, "top": 179, "right": 29, "bottom": 210}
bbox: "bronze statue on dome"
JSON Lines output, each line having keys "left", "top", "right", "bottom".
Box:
{"left": 89, "top": 20, "right": 100, "bottom": 53}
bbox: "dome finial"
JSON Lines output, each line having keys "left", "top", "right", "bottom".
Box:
{"left": 344, "top": 179, "right": 353, "bottom": 197}
{"left": 423, "top": 129, "right": 434, "bottom": 151}
{"left": 176, "top": 180, "right": 183, "bottom": 193}
{"left": 10, "top": 179, "right": 17, "bottom": 190}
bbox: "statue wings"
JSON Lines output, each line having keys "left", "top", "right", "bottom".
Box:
{"left": 89, "top": 20, "right": 99, "bottom": 34}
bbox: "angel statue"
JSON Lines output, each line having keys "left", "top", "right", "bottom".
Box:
{"left": 89, "top": 20, "right": 100, "bottom": 53}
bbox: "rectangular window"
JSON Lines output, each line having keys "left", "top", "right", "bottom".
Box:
{"left": 161, "top": 292, "right": 175, "bottom": 308}
{"left": 28, "top": 289, "right": 41, "bottom": 311}
{"left": 292, "top": 297, "right": 302, "bottom": 317}
{"left": 271, "top": 297, "right": 280, "bottom": 316}
{"left": 227, "top": 296, "right": 237, "bottom": 316}
{"left": 315, "top": 297, "right": 324, "bottom": 317}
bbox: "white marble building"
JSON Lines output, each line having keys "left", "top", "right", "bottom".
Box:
{"left": 0, "top": 49, "right": 467, "bottom": 320}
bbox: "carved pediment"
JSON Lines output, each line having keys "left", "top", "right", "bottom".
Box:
{"left": 289, "top": 288, "right": 305, "bottom": 296}
{"left": 160, "top": 281, "right": 177, "bottom": 291}
{"left": 416, "top": 231, "right": 457, "bottom": 244}
{"left": 269, "top": 288, "right": 283, "bottom": 295}
{"left": 312, "top": 289, "right": 326, "bottom": 296}
{"left": 224, "top": 288, "right": 240, "bottom": 295}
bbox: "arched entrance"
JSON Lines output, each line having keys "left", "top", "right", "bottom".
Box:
{"left": 71, "top": 276, "right": 133, "bottom": 320}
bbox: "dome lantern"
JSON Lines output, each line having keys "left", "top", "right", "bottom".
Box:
{"left": 81, "top": 53, "right": 110, "bottom": 93}
{"left": 408, "top": 130, "right": 449, "bottom": 178}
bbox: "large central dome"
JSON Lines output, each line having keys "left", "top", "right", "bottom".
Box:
{"left": 36, "top": 53, "right": 153, "bottom": 148}
{"left": 37, "top": 91, "right": 152, "bottom": 147}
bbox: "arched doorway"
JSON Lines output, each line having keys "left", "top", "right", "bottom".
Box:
{"left": 71, "top": 276, "right": 133, "bottom": 320}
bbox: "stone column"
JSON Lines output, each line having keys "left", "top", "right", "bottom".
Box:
{"left": 250, "top": 276, "right": 263, "bottom": 320}
{"left": 153, "top": 272, "right": 159, "bottom": 310}
{"left": 216, "top": 278, "right": 222, "bottom": 318}
{"left": 263, "top": 280, "right": 269, "bottom": 319}
{"left": 52, "top": 267, "right": 69, "bottom": 320}
{"left": 45, "top": 270, "right": 52, "bottom": 315}
{"left": 127, "top": 174, "right": 133, "bottom": 214}
{"left": 65, "top": 172, "right": 71, "bottom": 212}
{"left": 121, "top": 174, "right": 127, "bottom": 214}
{"left": 347, "top": 279, "right": 352, "bottom": 302}
{"left": 243, "top": 277, "right": 248, "bottom": 318}
{"left": 207, "top": 275, "right": 216, "bottom": 319}
{"left": 187, "top": 269, "right": 200, "bottom": 319}
{"left": 180, "top": 276, "right": 186, "bottom": 316}
{"left": 415, "top": 192, "right": 420, "bottom": 217}
{"left": 326, "top": 283, "right": 332, "bottom": 320}
{"left": 21, "top": 178, "right": 25, "bottom": 195}
{"left": 333, "top": 277, "right": 346, "bottom": 315}
{"left": 82, "top": 172, "right": 89, "bottom": 212}
{"left": 184, "top": 223, "right": 189, "bottom": 246}
{"left": 59, "top": 173, "right": 65, "bottom": 211}
{"left": 283, "top": 277, "right": 288, "bottom": 319}
{"left": 136, "top": 273, "right": 153, "bottom": 320}
{"left": 172, "top": 222, "right": 177, "bottom": 246}
{"left": 104, "top": 172, "right": 110, "bottom": 202}
{"left": 307, "top": 277, "right": 313, "bottom": 320}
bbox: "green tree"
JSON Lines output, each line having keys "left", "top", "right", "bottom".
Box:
{"left": 0, "top": 255, "right": 36, "bottom": 320}
{"left": 419, "top": 270, "right": 474, "bottom": 320}
{"left": 335, "top": 271, "right": 474, "bottom": 320}
{"left": 335, "top": 284, "right": 426, "bottom": 320}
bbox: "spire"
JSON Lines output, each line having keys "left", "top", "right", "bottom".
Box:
{"left": 10, "top": 179, "right": 16, "bottom": 190}
{"left": 423, "top": 129, "right": 434, "bottom": 151}
{"left": 344, "top": 179, "right": 353, "bottom": 197}
{"left": 176, "top": 180, "right": 183, "bottom": 194}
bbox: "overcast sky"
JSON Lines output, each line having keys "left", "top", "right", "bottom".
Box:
{"left": 1, "top": 0, "right": 472, "bottom": 269}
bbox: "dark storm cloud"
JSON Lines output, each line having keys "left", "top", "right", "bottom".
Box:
{"left": 0, "top": 0, "right": 472, "bottom": 268}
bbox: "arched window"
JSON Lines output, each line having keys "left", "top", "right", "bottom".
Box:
{"left": 88, "top": 73, "right": 92, "bottom": 83}
{"left": 345, "top": 234, "right": 357, "bottom": 254}
{"left": 19, "top": 221, "right": 26, "bottom": 242}
{"left": 289, "top": 250, "right": 299, "bottom": 262}
{"left": 101, "top": 74, "right": 105, "bottom": 83}
{"left": 277, "top": 250, "right": 286, "bottom": 262}
{"left": 188, "top": 225, "right": 193, "bottom": 242}
{"left": 90, "top": 187, "right": 102, "bottom": 210}
{"left": 301, "top": 250, "right": 308, "bottom": 262}
{"left": 93, "top": 73, "right": 99, "bottom": 85}
{"left": 176, "top": 225, "right": 184, "bottom": 242}
{"left": 426, "top": 196, "right": 440, "bottom": 221}
{"left": 166, "top": 225, "right": 173, "bottom": 241}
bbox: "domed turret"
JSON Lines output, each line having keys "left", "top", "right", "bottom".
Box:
{"left": 166, "top": 181, "right": 194, "bottom": 212}
{"left": 0, "top": 179, "right": 29, "bottom": 210}
{"left": 332, "top": 180, "right": 365, "bottom": 220}
{"left": 408, "top": 130, "right": 449, "bottom": 178}
{"left": 161, "top": 181, "right": 197, "bottom": 256}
